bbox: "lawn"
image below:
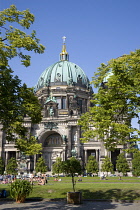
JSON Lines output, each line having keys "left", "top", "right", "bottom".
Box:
{"left": 1, "top": 176, "right": 140, "bottom": 201}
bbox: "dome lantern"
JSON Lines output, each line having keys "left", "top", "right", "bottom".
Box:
{"left": 60, "top": 36, "right": 69, "bottom": 61}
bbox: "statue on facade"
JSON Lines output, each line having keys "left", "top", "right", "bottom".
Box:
{"left": 68, "top": 77, "right": 73, "bottom": 86}
{"left": 62, "top": 135, "right": 67, "bottom": 143}
{"left": 49, "top": 107, "right": 54, "bottom": 117}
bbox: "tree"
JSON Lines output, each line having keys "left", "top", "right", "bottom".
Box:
{"left": 0, "top": 5, "right": 45, "bottom": 154}
{"left": 52, "top": 157, "right": 63, "bottom": 177}
{"left": 0, "top": 5, "right": 45, "bottom": 67}
{"left": 86, "top": 155, "right": 98, "bottom": 175}
{"left": 0, "top": 157, "right": 4, "bottom": 174}
{"left": 0, "top": 68, "right": 42, "bottom": 154}
{"left": 132, "top": 152, "right": 140, "bottom": 176}
{"left": 101, "top": 156, "right": 113, "bottom": 175}
{"left": 35, "top": 157, "right": 47, "bottom": 174}
{"left": 6, "top": 157, "right": 18, "bottom": 175}
{"left": 116, "top": 153, "right": 130, "bottom": 175}
{"left": 62, "top": 157, "right": 82, "bottom": 192}
{"left": 78, "top": 50, "right": 140, "bottom": 152}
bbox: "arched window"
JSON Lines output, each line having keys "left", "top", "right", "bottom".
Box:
{"left": 44, "top": 133, "right": 62, "bottom": 147}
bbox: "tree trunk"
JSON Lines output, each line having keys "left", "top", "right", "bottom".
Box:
{"left": 72, "top": 174, "right": 75, "bottom": 192}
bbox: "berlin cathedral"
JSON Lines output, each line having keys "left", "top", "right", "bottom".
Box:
{"left": 0, "top": 38, "right": 132, "bottom": 174}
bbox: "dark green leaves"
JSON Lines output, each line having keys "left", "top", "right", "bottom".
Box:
{"left": 0, "top": 5, "right": 45, "bottom": 67}
{"left": 35, "top": 157, "right": 47, "bottom": 173}
{"left": 79, "top": 50, "right": 140, "bottom": 151}
{"left": 0, "top": 5, "right": 45, "bottom": 154}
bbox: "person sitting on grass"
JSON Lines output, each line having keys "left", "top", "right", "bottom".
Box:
{"left": 38, "top": 177, "right": 45, "bottom": 185}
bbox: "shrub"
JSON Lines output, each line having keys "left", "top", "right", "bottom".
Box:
{"left": 10, "top": 179, "right": 33, "bottom": 203}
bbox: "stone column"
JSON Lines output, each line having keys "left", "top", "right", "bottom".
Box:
{"left": 100, "top": 140, "right": 105, "bottom": 158}
{"left": 67, "top": 126, "right": 72, "bottom": 157}
{"left": 120, "top": 149, "right": 123, "bottom": 154}
{"left": 34, "top": 154, "right": 36, "bottom": 170}
{"left": 99, "top": 149, "right": 102, "bottom": 171}
{"left": 85, "top": 149, "right": 87, "bottom": 164}
{"left": 105, "top": 148, "right": 108, "bottom": 157}
{"left": 96, "top": 149, "right": 98, "bottom": 162}
{"left": 62, "top": 150, "right": 64, "bottom": 161}
{"left": 16, "top": 151, "right": 19, "bottom": 160}
{"left": 5, "top": 151, "right": 8, "bottom": 166}
{"left": 109, "top": 151, "right": 111, "bottom": 159}
{"left": 77, "top": 126, "right": 81, "bottom": 158}
{"left": 49, "top": 153, "right": 51, "bottom": 171}
{"left": 28, "top": 160, "right": 31, "bottom": 172}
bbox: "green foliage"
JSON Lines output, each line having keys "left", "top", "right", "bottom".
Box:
{"left": 116, "top": 153, "right": 130, "bottom": 175}
{"left": 35, "top": 157, "right": 47, "bottom": 173}
{"left": 6, "top": 157, "right": 18, "bottom": 175}
{"left": 62, "top": 157, "right": 82, "bottom": 192}
{"left": 0, "top": 68, "right": 42, "bottom": 154}
{"left": 132, "top": 152, "right": 140, "bottom": 176}
{"left": 86, "top": 155, "right": 98, "bottom": 174}
{"left": 78, "top": 50, "right": 140, "bottom": 151}
{"left": 0, "top": 157, "right": 4, "bottom": 174}
{"left": 101, "top": 156, "right": 113, "bottom": 175}
{"left": 0, "top": 5, "right": 45, "bottom": 154}
{"left": 15, "top": 136, "right": 42, "bottom": 156}
{"left": 62, "top": 157, "right": 82, "bottom": 176}
{"left": 0, "top": 5, "right": 45, "bottom": 67}
{"left": 10, "top": 179, "right": 33, "bottom": 202}
{"left": 52, "top": 157, "right": 63, "bottom": 176}
{"left": 0, "top": 68, "right": 42, "bottom": 127}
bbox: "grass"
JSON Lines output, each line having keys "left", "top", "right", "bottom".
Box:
{"left": 54, "top": 176, "right": 140, "bottom": 183}
{"left": 1, "top": 176, "right": 140, "bottom": 201}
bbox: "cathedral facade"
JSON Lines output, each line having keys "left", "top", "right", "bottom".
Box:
{"left": 0, "top": 39, "right": 131, "bottom": 173}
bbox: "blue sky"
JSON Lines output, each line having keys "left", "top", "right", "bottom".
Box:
{"left": 1, "top": 0, "right": 140, "bottom": 131}
{"left": 1, "top": 0, "right": 140, "bottom": 87}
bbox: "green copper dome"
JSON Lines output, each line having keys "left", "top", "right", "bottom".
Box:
{"left": 35, "top": 61, "right": 91, "bottom": 91}
{"left": 35, "top": 37, "right": 91, "bottom": 92}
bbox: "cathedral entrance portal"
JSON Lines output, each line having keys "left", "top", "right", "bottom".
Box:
{"left": 43, "top": 132, "right": 64, "bottom": 171}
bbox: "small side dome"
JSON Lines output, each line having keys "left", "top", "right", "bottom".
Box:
{"left": 103, "top": 70, "right": 114, "bottom": 83}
